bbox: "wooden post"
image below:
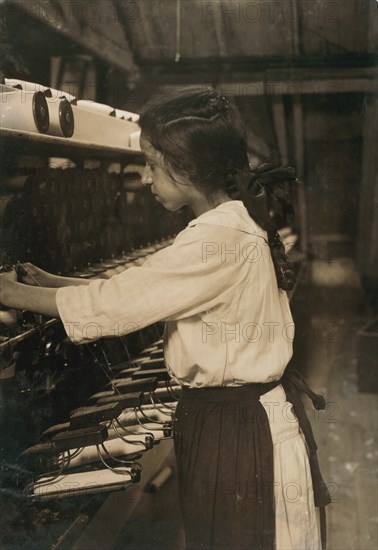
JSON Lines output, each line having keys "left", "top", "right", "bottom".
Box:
{"left": 272, "top": 96, "right": 289, "bottom": 165}
{"left": 357, "top": 96, "right": 378, "bottom": 279}
{"left": 212, "top": 1, "right": 227, "bottom": 58}
{"left": 293, "top": 95, "right": 308, "bottom": 256}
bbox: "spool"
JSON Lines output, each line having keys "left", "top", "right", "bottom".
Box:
{"left": 45, "top": 96, "right": 74, "bottom": 138}
{"left": 1, "top": 174, "right": 29, "bottom": 191}
{"left": 145, "top": 466, "right": 174, "bottom": 493}
{"left": 112, "top": 264, "right": 128, "bottom": 274}
{"left": 0, "top": 308, "right": 17, "bottom": 326}
{"left": 0, "top": 336, "right": 16, "bottom": 381}
{"left": 0, "top": 360, "right": 16, "bottom": 380}
{"left": 71, "top": 105, "right": 139, "bottom": 148}
{"left": 0, "top": 195, "right": 12, "bottom": 221}
{"left": 0, "top": 89, "right": 49, "bottom": 133}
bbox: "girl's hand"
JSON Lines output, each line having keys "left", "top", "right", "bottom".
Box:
{"left": 0, "top": 270, "right": 18, "bottom": 324}
{"left": 0, "top": 268, "right": 59, "bottom": 318}
{"left": 0, "top": 268, "right": 17, "bottom": 300}
{"left": 0, "top": 269, "right": 17, "bottom": 283}
{"left": 16, "top": 263, "right": 55, "bottom": 287}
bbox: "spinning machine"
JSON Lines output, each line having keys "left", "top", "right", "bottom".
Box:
{"left": 0, "top": 79, "right": 189, "bottom": 548}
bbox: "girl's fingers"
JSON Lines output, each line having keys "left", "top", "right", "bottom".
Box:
{"left": 17, "top": 263, "right": 46, "bottom": 286}
{"left": 14, "top": 263, "right": 51, "bottom": 287}
{"left": 21, "top": 262, "right": 37, "bottom": 275}
{"left": 0, "top": 269, "right": 17, "bottom": 282}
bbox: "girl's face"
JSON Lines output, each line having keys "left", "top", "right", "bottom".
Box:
{"left": 140, "top": 134, "right": 231, "bottom": 216}
{"left": 140, "top": 135, "right": 192, "bottom": 212}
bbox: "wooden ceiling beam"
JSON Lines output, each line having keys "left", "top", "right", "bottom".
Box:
{"left": 155, "top": 78, "right": 376, "bottom": 96}
{"left": 10, "top": 0, "right": 140, "bottom": 78}
{"left": 143, "top": 65, "right": 377, "bottom": 96}
{"left": 218, "top": 78, "right": 377, "bottom": 95}
{"left": 137, "top": 53, "right": 377, "bottom": 69}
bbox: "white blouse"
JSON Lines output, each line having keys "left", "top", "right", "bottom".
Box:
{"left": 56, "top": 201, "right": 294, "bottom": 387}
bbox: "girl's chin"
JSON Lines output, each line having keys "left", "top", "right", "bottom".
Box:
{"left": 154, "top": 195, "right": 184, "bottom": 212}
{"left": 154, "top": 195, "right": 170, "bottom": 209}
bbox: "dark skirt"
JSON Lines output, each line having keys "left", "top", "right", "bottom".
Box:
{"left": 173, "top": 375, "right": 330, "bottom": 550}
{"left": 173, "top": 381, "right": 280, "bottom": 550}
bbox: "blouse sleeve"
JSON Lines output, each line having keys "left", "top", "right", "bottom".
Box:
{"left": 56, "top": 223, "right": 248, "bottom": 344}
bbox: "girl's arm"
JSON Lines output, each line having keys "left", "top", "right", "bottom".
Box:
{"left": 0, "top": 273, "right": 59, "bottom": 318}
{"left": 19, "top": 263, "right": 92, "bottom": 288}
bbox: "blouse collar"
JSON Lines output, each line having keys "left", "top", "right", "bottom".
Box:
{"left": 188, "top": 200, "right": 267, "bottom": 239}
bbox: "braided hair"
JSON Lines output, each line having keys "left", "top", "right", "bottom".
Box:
{"left": 231, "top": 163, "right": 297, "bottom": 291}
{"left": 139, "top": 86, "right": 297, "bottom": 291}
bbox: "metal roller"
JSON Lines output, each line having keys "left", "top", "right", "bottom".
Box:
{"left": 45, "top": 96, "right": 74, "bottom": 138}
{"left": 29, "top": 467, "right": 138, "bottom": 499}
{"left": 0, "top": 88, "right": 49, "bottom": 134}
{"left": 71, "top": 104, "right": 140, "bottom": 149}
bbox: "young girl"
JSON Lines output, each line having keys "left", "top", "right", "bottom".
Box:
{"left": 0, "top": 87, "right": 330, "bottom": 550}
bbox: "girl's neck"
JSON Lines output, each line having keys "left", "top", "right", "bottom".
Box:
{"left": 191, "top": 192, "right": 232, "bottom": 217}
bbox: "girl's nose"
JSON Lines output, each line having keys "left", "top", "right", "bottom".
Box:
{"left": 141, "top": 165, "right": 153, "bottom": 186}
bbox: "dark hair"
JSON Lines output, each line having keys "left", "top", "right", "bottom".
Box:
{"left": 139, "top": 86, "right": 296, "bottom": 291}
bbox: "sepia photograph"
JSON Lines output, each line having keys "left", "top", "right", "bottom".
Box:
{"left": 0, "top": 1, "right": 377, "bottom": 549}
